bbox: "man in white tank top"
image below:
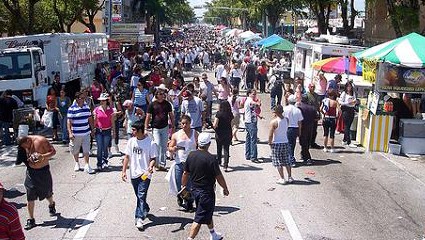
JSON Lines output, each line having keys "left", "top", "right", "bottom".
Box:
{"left": 268, "top": 105, "right": 294, "bottom": 185}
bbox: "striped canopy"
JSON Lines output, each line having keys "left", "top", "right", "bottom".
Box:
{"left": 354, "top": 32, "right": 425, "bottom": 68}
{"left": 312, "top": 56, "right": 361, "bottom": 75}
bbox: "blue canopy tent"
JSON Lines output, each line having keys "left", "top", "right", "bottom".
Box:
{"left": 255, "top": 34, "right": 284, "bottom": 47}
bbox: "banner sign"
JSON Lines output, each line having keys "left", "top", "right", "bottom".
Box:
{"left": 377, "top": 62, "right": 425, "bottom": 93}
{"left": 112, "top": 0, "right": 122, "bottom": 22}
{"left": 362, "top": 59, "right": 377, "bottom": 83}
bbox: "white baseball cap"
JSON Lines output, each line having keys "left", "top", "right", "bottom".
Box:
{"left": 198, "top": 132, "right": 212, "bottom": 146}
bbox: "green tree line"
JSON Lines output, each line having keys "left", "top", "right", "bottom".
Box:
{"left": 0, "top": 0, "right": 195, "bottom": 36}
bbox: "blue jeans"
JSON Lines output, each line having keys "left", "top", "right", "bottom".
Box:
{"left": 131, "top": 177, "right": 151, "bottom": 220}
{"left": 287, "top": 127, "right": 298, "bottom": 163}
{"left": 0, "top": 121, "right": 12, "bottom": 146}
{"left": 245, "top": 122, "right": 258, "bottom": 160}
{"left": 152, "top": 126, "right": 169, "bottom": 167}
{"left": 95, "top": 129, "right": 111, "bottom": 167}
{"left": 59, "top": 115, "right": 68, "bottom": 141}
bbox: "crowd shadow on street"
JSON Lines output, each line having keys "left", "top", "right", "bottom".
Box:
{"left": 290, "top": 177, "right": 321, "bottom": 185}
{"left": 144, "top": 214, "right": 192, "bottom": 232}
{"left": 214, "top": 205, "right": 240, "bottom": 216}
{"left": 294, "top": 159, "right": 342, "bottom": 168}
{"left": 227, "top": 164, "right": 263, "bottom": 172}
{"left": 335, "top": 149, "right": 365, "bottom": 154}
{"left": 40, "top": 213, "right": 93, "bottom": 230}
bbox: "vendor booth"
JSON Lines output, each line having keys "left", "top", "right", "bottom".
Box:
{"left": 354, "top": 32, "right": 425, "bottom": 154}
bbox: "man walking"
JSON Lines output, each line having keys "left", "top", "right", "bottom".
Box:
{"left": 306, "top": 83, "right": 322, "bottom": 149}
{"left": 284, "top": 95, "right": 303, "bottom": 166}
{"left": 16, "top": 135, "right": 57, "bottom": 230}
{"left": 67, "top": 92, "right": 95, "bottom": 174}
{"left": 244, "top": 89, "right": 261, "bottom": 162}
{"left": 182, "top": 132, "right": 229, "bottom": 240}
{"left": 145, "top": 85, "right": 174, "bottom": 171}
{"left": 181, "top": 89, "right": 204, "bottom": 132}
{"left": 0, "top": 182, "right": 25, "bottom": 239}
{"left": 199, "top": 73, "right": 217, "bottom": 128}
{"left": 121, "top": 120, "right": 157, "bottom": 231}
{"left": 298, "top": 96, "right": 318, "bottom": 165}
{"left": 268, "top": 105, "right": 293, "bottom": 185}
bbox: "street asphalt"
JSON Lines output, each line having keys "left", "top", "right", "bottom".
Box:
{"left": 1, "top": 69, "right": 425, "bottom": 240}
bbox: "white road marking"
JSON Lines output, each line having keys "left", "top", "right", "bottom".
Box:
{"left": 378, "top": 152, "right": 425, "bottom": 187}
{"left": 281, "top": 209, "right": 303, "bottom": 240}
{"left": 72, "top": 208, "right": 99, "bottom": 240}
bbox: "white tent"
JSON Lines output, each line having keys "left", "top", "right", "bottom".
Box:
{"left": 238, "top": 30, "right": 256, "bottom": 39}
{"left": 225, "top": 28, "right": 243, "bottom": 38}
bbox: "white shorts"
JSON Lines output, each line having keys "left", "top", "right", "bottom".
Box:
{"left": 69, "top": 135, "right": 90, "bottom": 155}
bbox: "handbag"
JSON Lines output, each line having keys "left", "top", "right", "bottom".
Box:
{"left": 41, "top": 110, "right": 53, "bottom": 128}
{"left": 177, "top": 186, "right": 191, "bottom": 201}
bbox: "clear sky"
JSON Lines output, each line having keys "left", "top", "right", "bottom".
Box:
{"left": 187, "top": 0, "right": 365, "bottom": 18}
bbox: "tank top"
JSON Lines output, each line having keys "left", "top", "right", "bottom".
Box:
{"left": 326, "top": 106, "right": 337, "bottom": 117}
{"left": 273, "top": 117, "right": 289, "bottom": 144}
{"left": 175, "top": 129, "right": 196, "bottom": 164}
{"left": 134, "top": 88, "right": 148, "bottom": 106}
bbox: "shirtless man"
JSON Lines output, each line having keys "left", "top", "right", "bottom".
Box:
{"left": 16, "top": 135, "right": 57, "bottom": 230}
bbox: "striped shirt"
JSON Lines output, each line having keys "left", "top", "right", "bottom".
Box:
{"left": 67, "top": 102, "right": 92, "bottom": 136}
{"left": 0, "top": 199, "right": 25, "bottom": 240}
{"left": 134, "top": 88, "right": 148, "bottom": 107}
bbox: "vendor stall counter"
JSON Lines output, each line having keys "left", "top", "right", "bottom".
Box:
{"left": 357, "top": 108, "right": 394, "bottom": 152}
{"left": 399, "top": 119, "right": 425, "bottom": 155}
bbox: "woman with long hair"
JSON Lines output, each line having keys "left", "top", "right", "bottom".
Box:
{"left": 131, "top": 79, "right": 150, "bottom": 114}
{"left": 217, "top": 77, "right": 232, "bottom": 103}
{"left": 338, "top": 82, "right": 357, "bottom": 147}
{"left": 229, "top": 88, "right": 242, "bottom": 142}
{"left": 213, "top": 101, "right": 233, "bottom": 172}
{"left": 321, "top": 90, "right": 339, "bottom": 152}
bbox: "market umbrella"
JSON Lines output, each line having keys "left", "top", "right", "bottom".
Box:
{"left": 263, "top": 39, "right": 294, "bottom": 51}
{"left": 354, "top": 32, "right": 425, "bottom": 68}
{"left": 312, "top": 56, "right": 362, "bottom": 75}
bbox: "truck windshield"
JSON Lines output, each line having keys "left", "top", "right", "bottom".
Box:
{"left": 0, "top": 52, "right": 32, "bottom": 80}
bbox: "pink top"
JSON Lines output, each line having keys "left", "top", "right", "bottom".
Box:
{"left": 94, "top": 106, "right": 114, "bottom": 129}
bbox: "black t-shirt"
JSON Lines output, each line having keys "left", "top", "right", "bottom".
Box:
{"left": 147, "top": 100, "right": 172, "bottom": 129}
{"left": 185, "top": 150, "right": 221, "bottom": 192}
{"left": 246, "top": 63, "right": 257, "bottom": 80}
{"left": 0, "top": 97, "right": 18, "bottom": 122}
{"left": 215, "top": 111, "right": 233, "bottom": 144}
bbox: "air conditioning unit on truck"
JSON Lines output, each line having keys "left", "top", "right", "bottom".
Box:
{"left": 0, "top": 33, "right": 109, "bottom": 108}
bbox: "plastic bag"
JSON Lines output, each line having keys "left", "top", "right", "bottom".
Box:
{"left": 41, "top": 111, "right": 53, "bottom": 128}
{"left": 33, "top": 109, "right": 41, "bottom": 122}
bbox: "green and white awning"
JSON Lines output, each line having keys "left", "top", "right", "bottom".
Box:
{"left": 354, "top": 32, "right": 425, "bottom": 68}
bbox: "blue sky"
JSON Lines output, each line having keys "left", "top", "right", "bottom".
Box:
{"left": 187, "top": 0, "right": 365, "bottom": 18}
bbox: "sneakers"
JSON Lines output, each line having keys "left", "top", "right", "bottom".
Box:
{"left": 323, "top": 147, "right": 329, "bottom": 153}
{"left": 342, "top": 141, "right": 348, "bottom": 146}
{"left": 210, "top": 232, "right": 223, "bottom": 240}
{"left": 276, "top": 178, "right": 287, "bottom": 185}
{"left": 102, "top": 163, "right": 109, "bottom": 169}
{"left": 24, "top": 218, "right": 36, "bottom": 230}
{"left": 305, "top": 159, "right": 313, "bottom": 165}
{"left": 135, "top": 218, "right": 144, "bottom": 230}
{"left": 330, "top": 148, "right": 335, "bottom": 153}
{"left": 288, "top": 177, "right": 294, "bottom": 184}
{"left": 348, "top": 143, "right": 357, "bottom": 148}
{"left": 74, "top": 162, "right": 81, "bottom": 172}
{"left": 48, "top": 202, "right": 56, "bottom": 216}
{"left": 84, "top": 164, "right": 95, "bottom": 174}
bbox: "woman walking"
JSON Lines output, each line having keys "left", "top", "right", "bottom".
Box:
{"left": 131, "top": 80, "right": 150, "bottom": 114}
{"left": 57, "top": 88, "right": 71, "bottom": 144}
{"left": 229, "top": 89, "right": 242, "bottom": 142}
{"left": 338, "top": 82, "right": 357, "bottom": 148}
{"left": 229, "top": 63, "right": 243, "bottom": 90}
{"left": 213, "top": 101, "right": 233, "bottom": 172}
{"left": 46, "top": 88, "right": 59, "bottom": 141}
{"left": 93, "top": 93, "right": 115, "bottom": 170}
{"left": 321, "top": 90, "right": 338, "bottom": 152}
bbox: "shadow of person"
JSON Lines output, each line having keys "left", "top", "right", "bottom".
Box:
{"left": 228, "top": 164, "right": 263, "bottom": 172}
{"left": 290, "top": 177, "right": 321, "bottom": 185}
{"left": 144, "top": 214, "right": 192, "bottom": 232}
{"left": 294, "top": 159, "right": 342, "bottom": 168}
{"left": 4, "top": 188, "right": 25, "bottom": 199}
{"left": 40, "top": 213, "right": 93, "bottom": 230}
{"left": 214, "top": 205, "right": 240, "bottom": 215}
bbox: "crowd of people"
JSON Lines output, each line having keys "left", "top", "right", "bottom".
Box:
{"left": 2, "top": 24, "right": 425, "bottom": 239}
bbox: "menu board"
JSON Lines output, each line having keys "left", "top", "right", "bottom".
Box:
{"left": 377, "top": 62, "right": 425, "bottom": 93}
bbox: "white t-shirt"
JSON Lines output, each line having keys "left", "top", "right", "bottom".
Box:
{"left": 216, "top": 64, "right": 225, "bottom": 81}
{"left": 283, "top": 104, "right": 304, "bottom": 128}
{"left": 125, "top": 136, "right": 158, "bottom": 179}
{"left": 181, "top": 97, "right": 204, "bottom": 128}
{"left": 244, "top": 97, "right": 257, "bottom": 123}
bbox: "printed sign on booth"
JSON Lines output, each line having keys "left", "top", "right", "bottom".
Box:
{"left": 377, "top": 62, "right": 425, "bottom": 93}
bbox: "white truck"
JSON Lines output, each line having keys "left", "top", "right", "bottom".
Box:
{"left": 0, "top": 33, "right": 108, "bottom": 108}
{"left": 291, "top": 40, "right": 365, "bottom": 83}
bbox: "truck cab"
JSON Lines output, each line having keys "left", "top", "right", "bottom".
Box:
{"left": 0, "top": 47, "right": 48, "bottom": 107}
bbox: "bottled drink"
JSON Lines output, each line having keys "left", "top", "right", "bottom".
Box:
{"left": 141, "top": 172, "right": 151, "bottom": 181}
